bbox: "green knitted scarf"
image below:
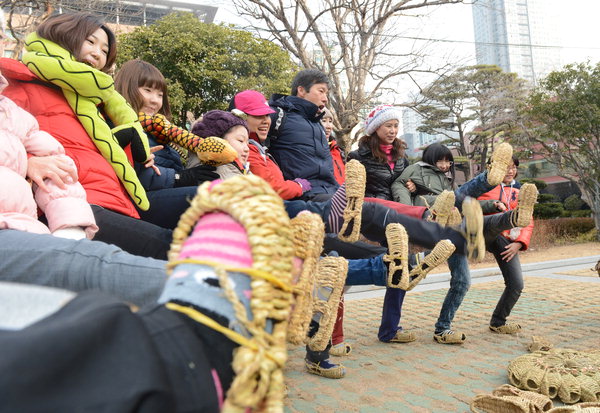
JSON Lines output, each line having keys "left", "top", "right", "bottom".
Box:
{"left": 22, "top": 33, "right": 150, "bottom": 210}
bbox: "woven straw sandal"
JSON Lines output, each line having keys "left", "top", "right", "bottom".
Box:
{"left": 447, "top": 207, "right": 463, "bottom": 227}
{"left": 338, "top": 160, "right": 366, "bottom": 243}
{"left": 383, "top": 223, "right": 409, "bottom": 289}
{"left": 388, "top": 330, "right": 417, "bottom": 343}
{"left": 487, "top": 142, "right": 513, "bottom": 186}
{"left": 548, "top": 402, "right": 600, "bottom": 412}
{"left": 508, "top": 349, "right": 600, "bottom": 404}
{"left": 513, "top": 183, "right": 538, "bottom": 228}
{"left": 489, "top": 323, "right": 522, "bottom": 334}
{"left": 166, "top": 175, "right": 295, "bottom": 413}
{"left": 406, "top": 239, "right": 456, "bottom": 291}
{"left": 287, "top": 212, "right": 325, "bottom": 345}
{"left": 330, "top": 342, "right": 352, "bottom": 357}
{"left": 307, "top": 256, "right": 348, "bottom": 352}
{"left": 461, "top": 197, "right": 485, "bottom": 262}
{"left": 434, "top": 329, "right": 466, "bottom": 344}
{"left": 492, "top": 384, "right": 553, "bottom": 412}
{"left": 470, "top": 393, "right": 536, "bottom": 413}
{"left": 427, "top": 190, "right": 456, "bottom": 227}
{"left": 305, "top": 359, "right": 346, "bottom": 379}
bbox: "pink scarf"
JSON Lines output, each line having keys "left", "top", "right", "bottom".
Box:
{"left": 380, "top": 144, "right": 395, "bottom": 170}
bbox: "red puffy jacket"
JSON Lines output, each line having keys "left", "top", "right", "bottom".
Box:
{"left": 247, "top": 136, "right": 303, "bottom": 200}
{"left": 329, "top": 138, "right": 346, "bottom": 185}
{"left": 478, "top": 183, "right": 533, "bottom": 250}
{"left": 0, "top": 58, "right": 139, "bottom": 218}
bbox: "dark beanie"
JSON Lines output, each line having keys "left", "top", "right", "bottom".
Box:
{"left": 191, "top": 110, "right": 248, "bottom": 138}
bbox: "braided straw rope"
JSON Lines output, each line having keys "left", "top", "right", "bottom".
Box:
{"left": 383, "top": 223, "right": 409, "bottom": 290}
{"left": 167, "top": 175, "right": 294, "bottom": 413}
{"left": 406, "top": 239, "right": 455, "bottom": 291}
{"left": 427, "top": 190, "right": 456, "bottom": 227}
{"left": 287, "top": 213, "right": 325, "bottom": 345}
{"left": 338, "top": 160, "right": 366, "bottom": 243}
{"left": 508, "top": 349, "right": 600, "bottom": 405}
{"left": 514, "top": 183, "right": 539, "bottom": 228}
{"left": 307, "top": 256, "right": 348, "bottom": 352}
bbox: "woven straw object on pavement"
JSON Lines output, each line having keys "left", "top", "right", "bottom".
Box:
{"left": 508, "top": 349, "right": 600, "bottom": 405}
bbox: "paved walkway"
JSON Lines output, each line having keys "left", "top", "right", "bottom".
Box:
{"left": 284, "top": 255, "right": 600, "bottom": 413}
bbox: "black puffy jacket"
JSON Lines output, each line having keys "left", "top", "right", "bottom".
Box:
{"left": 348, "top": 143, "right": 409, "bottom": 200}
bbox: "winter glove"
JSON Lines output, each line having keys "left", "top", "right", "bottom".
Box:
{"left": 174, "top": 165, "right": 219, "bottom": 187}
{"left": 294, "top": 178, "right": 312, "bottom": 193}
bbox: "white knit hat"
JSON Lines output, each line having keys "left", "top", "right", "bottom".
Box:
{"left": 364, "top": 105, "right": 402, "bottom": 136}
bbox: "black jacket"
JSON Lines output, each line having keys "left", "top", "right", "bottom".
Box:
{"left": 348, "top": 143, "right": 409, "bottom": 200}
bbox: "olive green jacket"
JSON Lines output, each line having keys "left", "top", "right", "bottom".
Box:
{"left": 391, "top": 161, "right": 453, "bottom": 206}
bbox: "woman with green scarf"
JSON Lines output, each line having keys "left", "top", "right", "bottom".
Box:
{"left": 0, "top": 12, "right": 173, "bottom": 258}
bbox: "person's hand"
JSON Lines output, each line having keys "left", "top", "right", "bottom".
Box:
{"left": 500, "top": 242, "right": 522, "bottom": 262}
{"left": 27, "top": 155, "right": 78, "bottom": 192}
{"left": 494, "top": 201, "right": 508, "bottom": 212}
{"left": 144, "top": 145, "right": 164, "bottom": 175}
{"left": 294, "top": 178, "right": 312, "bottom": 193}
{"left": 405, "top": 179, "right": 416, "bottom": 193}
{"left": 174, "top": 165, "right": 219, "bottom": 187}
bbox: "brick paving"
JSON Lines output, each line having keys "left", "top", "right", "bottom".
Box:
{"left": 283, "top": 260, "right": 600, "bottom": 412}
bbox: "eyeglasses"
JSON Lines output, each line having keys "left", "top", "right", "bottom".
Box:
{"left": 507, "top": 165, "right": 518, "bottom": 171}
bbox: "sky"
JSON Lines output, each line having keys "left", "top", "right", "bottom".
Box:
{"left": 183, "top": 0, "right": 600, "bottom": 103}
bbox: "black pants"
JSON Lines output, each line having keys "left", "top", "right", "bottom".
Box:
{"left": 92, "top": 205, "right": 173, "bottom": 260}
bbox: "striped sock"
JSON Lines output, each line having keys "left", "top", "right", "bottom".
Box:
{"left": 327, "top": 184, "right": 347, "bottom": 234}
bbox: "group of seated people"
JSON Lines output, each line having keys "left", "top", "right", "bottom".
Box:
{"left": 0, "top": 11, "right": 538, "bottom": 412}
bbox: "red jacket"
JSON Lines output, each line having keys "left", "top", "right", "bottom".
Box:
{"left": 0, "top": 58, "right": 139, "bottom": 218}
{"left": 329, "top": 138, "right": 346, "bottom": 185}
{"left": 247, "top": 136, "right": 303, "bottom": 200}
{"left": 478, "top": 182, "right": 533, "bottom": 250}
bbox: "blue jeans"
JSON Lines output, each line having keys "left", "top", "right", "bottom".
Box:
{"left": 345, "top": 255, "right": 407, "bottom": 342}
{"left": 455, "top": 172, "right": 494, "bottom": 210}
{"left": 434, "top": 253, "right": 471, "bottom": 333}
{"left": 138, "top": 186, "right": 199, "bottom": 230}
{"left": 0, "top": 229, "right": 167, "bottom": 307}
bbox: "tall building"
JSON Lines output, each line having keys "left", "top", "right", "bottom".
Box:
{"left": 472, "top": 0, "right": 561, "bottom": 84}
{"left": 401, "top": 108, "right": 455, "bottom": 157}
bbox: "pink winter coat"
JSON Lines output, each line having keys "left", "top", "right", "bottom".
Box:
{"left": 0, "top": 73, "right": 98, "bottom": 237}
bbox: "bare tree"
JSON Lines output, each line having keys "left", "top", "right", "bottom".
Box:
{"left": 232, "top": 0, "right": 465, "bottom": 149}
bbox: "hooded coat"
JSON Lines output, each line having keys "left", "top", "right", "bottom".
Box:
{"left": 268, "top": 94, "right": 339, "bottom": 197}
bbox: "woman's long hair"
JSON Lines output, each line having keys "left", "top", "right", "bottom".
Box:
{"left": 114, "top": 59, "right": 172, "bottom": 119}
{"left": 358, "top": 133, "right": 406, "bottom": 164}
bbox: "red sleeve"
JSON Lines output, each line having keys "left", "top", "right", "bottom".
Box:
{"left": 515, "top": 219, "right": 534, "bottom": 250}
{"left": 247, "top": 145, "right": 302, "bottom": 200}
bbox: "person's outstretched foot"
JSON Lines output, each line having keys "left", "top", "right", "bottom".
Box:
{"left": 383, "top": 223, "right": 410, "bottom": 289}
{"left": 288, "top": 212, "right": 325, "bottom": 345}
{"left": 487, "top": 142, "right": 513, "bottom": 186}
{"left": 460, "top": 197, "right": 485, "bottom": 262}
{"left": 406, "top": 239, "right": 456, "bottom": 290}
{"left": 427, "top": 190, "right": 456, "bottom": 227}
{"left": 330, "top": 159, "right": 366, "bottom": 243}
{"left": 160, "top": 175, "right": 295, "bottom": 412}
{"left": 512, "top": 183, "right": 538, "bottom": 228}
{"left": 306, "top": 256, "right": 349, "bottom": 352}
